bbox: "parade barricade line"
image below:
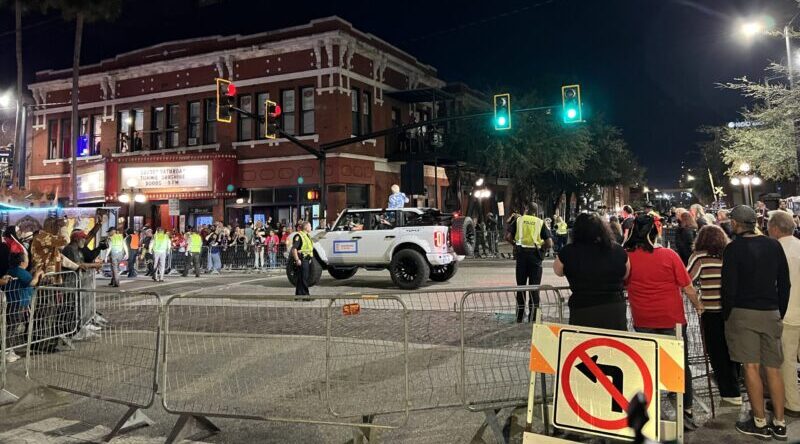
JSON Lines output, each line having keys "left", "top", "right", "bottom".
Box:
{"left": 0, "top": 290, "right": 16, "bottom": 406}
{"left": 24, "top": 288, "right": 161, "bottom": 441}
{"left": 23, "top": 271, "right": 81, "bottom": 352}
{"left": 160, "top": 294, "right": 409, "bottom": 444}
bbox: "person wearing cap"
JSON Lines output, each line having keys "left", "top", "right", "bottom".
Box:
{"left": 722, "top": 205, "right": 791, "bottom": 440}
{"left": 106, "top": 227, "right": 128, "bottom": 288}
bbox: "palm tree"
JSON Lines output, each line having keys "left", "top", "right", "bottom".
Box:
{"left": 42, "top": 0, "right": 122, "bottom": 205}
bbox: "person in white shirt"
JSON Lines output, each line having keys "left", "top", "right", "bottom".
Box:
{"left": 768, "top": 211, "right": 800, "bottom": 417}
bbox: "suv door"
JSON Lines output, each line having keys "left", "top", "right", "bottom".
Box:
{"left": 353, "top": 210, "right": 398, "bottom": 264}
{"left": 326, "top": 210, "right": 369, "bottom": 266}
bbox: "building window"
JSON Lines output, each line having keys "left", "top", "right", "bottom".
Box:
{"left": 391, "top": 107, "right": 401, "bottom": 127}
{"left": 346, "top": 184, "right": 369, "bottom": 209}
{"left": 256, "top": 92, "right": 268, "bottom": 138}
{"left": 167, "top": 104, "right": 180, "bottom": 148}
{"left": 78, "top": 117, "right": 90, "bottom": 157}
{"left": 91, "top": 115, "right": 102, "bottom": 156}
{"left": 281, "top": 89, "right": 295, "bottom": 135}
{"left": 300, "top": 86, "right": 315, "bottom": 135}
{"left": 117, "top": 109, "right": 143, "bottom": 153}
{"left": 204, "top": 98, "right": 217, "bottom": 144}
{"left": 351, "top": 88, "right": 360, "bottom": 135}
{"left": 363, "top": 91, "right": 372, "bottom": 134}
{"left": 60, "top": 118, "right": 71, "bottom": 159}
{"left": 187, "top": 101, "right": 200, "bottom": 146}
{"left": 151, "top": 106, "right": 165, "bottom": 149}
{"left": 47, "top": 120, "right": 58, "bottom": 159}
{"left": 238, "top": 95, "right": 253, "bottom": 141}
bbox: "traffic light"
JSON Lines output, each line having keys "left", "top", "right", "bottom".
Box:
{"left": 265, "top": 99, "right": 281, "bottom": 139}
{"left": 561, "top": 84, "right": 582, "bottom": 124}
{"left": 493, "top": 93, "right": 511, "bottom": 130}
{"left": 215, "top": 78, "right": 236, "bottom": 123}
{"left": 306, "top": 189, "right": 320, "bottom": 200}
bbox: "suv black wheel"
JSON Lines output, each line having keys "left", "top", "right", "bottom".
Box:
{"left": 328, "top": 267, "right": 358, "bottom": 280}
{"left": 429, "top": 262, "right": 458, "bottom": 282}
{"left": 450, "top": 217, "right": 476, "bottom": 256}
{"left": 390, "top": 249, "right": 430, "bottom": 290}
{"left": 286, "top": 257, "right": 323, "bottom": 287}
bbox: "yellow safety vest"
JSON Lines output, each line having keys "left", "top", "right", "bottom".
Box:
{"left": 189, "top": 233, "right": 203, "bottom": 253}
{"left": 556, "top": 221, "right": 568, "bottom": 235}
{"left": 109, "top": 233, "right": 125, "bottom": 252}
{"left": 515, "top": 215, "right": 544, "bottom": 248}
{"left": 297, "top": 231, "right": 314, "bottom": 257}
{"left": 152, "top": 232, "right": 170, "bottom": 253}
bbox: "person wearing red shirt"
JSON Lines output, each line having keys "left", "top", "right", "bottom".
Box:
{"left": 624, "top": 213, "right": 704, "bottom": 431}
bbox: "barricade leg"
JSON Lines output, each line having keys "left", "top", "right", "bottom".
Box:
{"left": 165, "top": 414, "right": 220, "bottom": 444}
{"left": 104, "top": 406, "right": 155, "bottom": 442}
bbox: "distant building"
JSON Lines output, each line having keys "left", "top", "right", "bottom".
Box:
{"left": 25, "top": 17, "right": 493, "bottom": 229}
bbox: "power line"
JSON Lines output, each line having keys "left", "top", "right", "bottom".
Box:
{"left": 401, "top": 0, "right": 558, "bottom": 44}
{"left": 0, "top": 17, "right": 62, "bottom": 39}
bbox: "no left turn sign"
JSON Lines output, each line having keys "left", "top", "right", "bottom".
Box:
{"left": 553, "top": 330, "right": 660, "bottom": 441}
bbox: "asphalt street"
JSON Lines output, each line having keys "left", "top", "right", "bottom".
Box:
{"left": 1, "top": 259, "right": 799, "bottom": 443}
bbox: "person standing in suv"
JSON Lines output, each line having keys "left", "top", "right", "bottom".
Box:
{"left": 722, "top": 205, "right": 791, "bottom": 440}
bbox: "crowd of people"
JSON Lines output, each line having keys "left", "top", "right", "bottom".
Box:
{"left": 541, "top": 201, "right": 796, "bottom": 439}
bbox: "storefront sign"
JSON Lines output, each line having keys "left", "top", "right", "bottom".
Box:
{"left": 120, "top": 164, "right": 211, "bottom": 193}
{"left": 77, "top": 169, "right": 105, "bottom": 202}
{"left": 168, "top": 199, "right": 180, "bottom": 216}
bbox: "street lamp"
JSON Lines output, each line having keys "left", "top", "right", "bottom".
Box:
{"left": 0, "top": 93, "right": 12, "bottom": 109}
{"left": 730, "top": 168, "right": 761, "bottom": 207}
{"left": 686, "top": 174, "right": 695, "bottom": 182}
{"left": 119, "top": 178, "right": 147, "bottom": 229}
{"left": 475, "top": 178, "right": 485, "bottom": 187}
{"left": 643, "top": 186, "right": 651, "bottom": 203}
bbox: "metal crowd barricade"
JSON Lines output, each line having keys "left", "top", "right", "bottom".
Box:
{"left": 160, "top": 293, "right": 409, "bottom": 444}
{"left": 25, "top": 288, "right": 162, "bottom": 441}
{"left": 0, "top": 290, "right": 14, "bottom": 406}
{"left": 24, "top": 271, "right": 80, "bottom": 353}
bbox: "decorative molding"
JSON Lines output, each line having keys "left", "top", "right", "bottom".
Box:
{"left": 110, "top": 143, "right": 221, "bottom": 158}
{"left": 29, "top": 173, "right": 70, "bottom": 180}
{"left": 232, "top": 134, "right": 319, "bottom": 149}
{"left": 42, "top": 154, "right": 103, "bottom": 165}
{"left": 224, "top": 55, "right": 235, "bottom": 79}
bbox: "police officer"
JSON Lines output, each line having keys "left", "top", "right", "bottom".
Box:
{"left": 507, "top": 202, "right": 552, "bottom": 322}
{"left": 107, "top": 227, "right": 128, "bottom": 288}
{"left": 151, "top": 227, "right": 170, "bottom": 282}
{"left": 291, "top": 221, "right": 314, "bottom": 297}
{"left": 184, "top": 226, "right": 203, "bottom": 278}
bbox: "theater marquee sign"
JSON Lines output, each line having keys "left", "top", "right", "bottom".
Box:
{"left": 120, "top": 162, "right": 212, "bottom": 194}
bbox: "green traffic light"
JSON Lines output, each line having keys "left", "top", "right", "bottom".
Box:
{"left": 497, "top": 116, "right": 507, "bottom": 126}
{"left": 566, "top": 108, "right": 577, "bottom": 120}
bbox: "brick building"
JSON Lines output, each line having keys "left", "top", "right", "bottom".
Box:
{"left": 25, "top": 16, "right": 488, "bottom": 230}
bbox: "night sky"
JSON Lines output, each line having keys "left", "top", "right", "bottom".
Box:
{"left": 0, "top": 0, "right": 796, "bottom": 187}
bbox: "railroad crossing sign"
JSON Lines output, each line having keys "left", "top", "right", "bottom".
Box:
{"left": 529, "top": 323, "right": 685, "bottom": 442}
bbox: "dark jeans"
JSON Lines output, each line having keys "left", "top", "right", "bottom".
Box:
{"left": 635, "top": 325, "right": 693, "bottom": 410}
{"left": 555, "top": 234, "right": 567, "bottom": 253}
{"left": 184, "top": 252, "right": 202, "bottom": 277}
{"left": 127, "top": 249, "right": 138, "bottom": 277}
{"left": 701, "top": 311, "right": 741, "bottom": 398}
{"left": 515, "top": 247, "right": 543, "bottom": 322}
{"left": 295, "top": 256, "right": 311, "bottom": 296}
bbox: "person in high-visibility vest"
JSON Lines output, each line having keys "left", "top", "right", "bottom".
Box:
{"left": 183, "top": 226, "right": 204, "bottom": 278}
{"left": 125, "top": 228, "right": 140, "bottom": 278}
{"left": 151, "top": 227, "right": 170, "bottom": 282}
{"left": 507, "top": 202, "right": 552, "bottom": 322}
{"left": 107, "top": 227, "right": 128, "bottom": 288}
{"left": 291, "top": 221, "right": 314, "bottom": 297}
{"left": 554, "top": 216, "right": 569, "bottom": 255}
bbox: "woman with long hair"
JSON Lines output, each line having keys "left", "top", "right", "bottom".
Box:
{"left": 554, "top": 213, "right": 629, "bottom": 330}
{"left": 624, "top": 213, "right": 704, "bottom": 429}
{"left": 687, "top": 224, "right": 741, "bottom": 405}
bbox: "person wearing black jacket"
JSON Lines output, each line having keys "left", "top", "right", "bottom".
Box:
{"left": 722, "top": 205, "right": 791, "bottom": 440}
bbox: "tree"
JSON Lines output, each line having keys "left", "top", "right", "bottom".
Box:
{"left": 41, "top": 0, "right": 122, "bottom": 206}
{"left": 718, "top": 64, "right": 800, "bottom": 181}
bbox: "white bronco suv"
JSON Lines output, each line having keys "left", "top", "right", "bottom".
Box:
{"left": 286, "top": 208, "right": 475, "bottom": 290}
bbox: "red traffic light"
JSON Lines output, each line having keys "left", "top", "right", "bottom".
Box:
{"left": 225, "top": 83, "right": 237, "bottom": 96}
{"left": 269, "top": 104, "right": 282, "bottom": 118}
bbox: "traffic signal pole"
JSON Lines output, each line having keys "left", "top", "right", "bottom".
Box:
{"left": 229, "top": 103, "right": 558, "bottom": 226}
